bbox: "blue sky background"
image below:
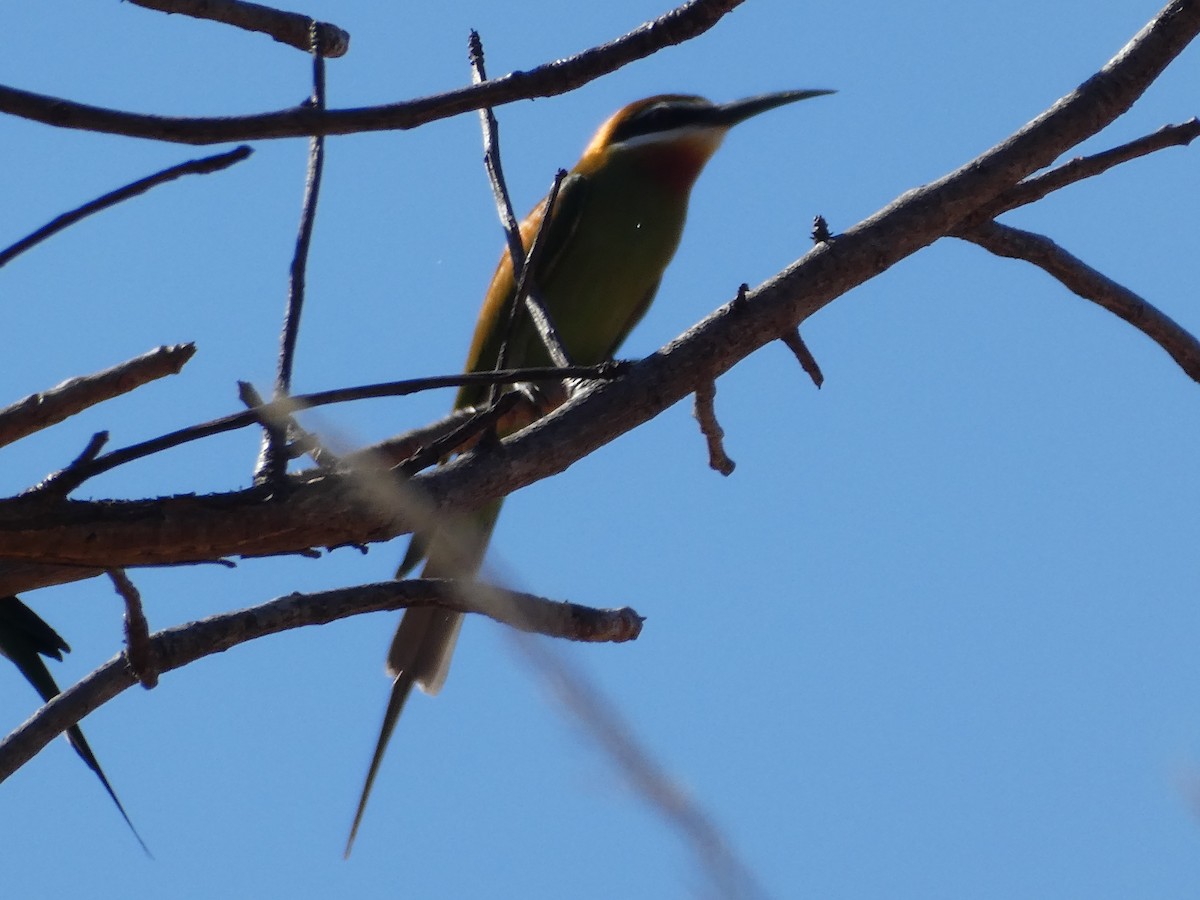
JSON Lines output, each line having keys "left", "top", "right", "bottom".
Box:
{"left": 3, "top": 1, "right": 1199, "bottom": 896}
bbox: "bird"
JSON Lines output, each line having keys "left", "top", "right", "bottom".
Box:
{"left": 346, "top": 89, "right": 834, "bottom": 853}
{"left": 0, "top": 594, "right": 150, "bottom": 855}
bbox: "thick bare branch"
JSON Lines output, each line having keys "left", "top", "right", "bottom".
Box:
{"left": 958, "top": 220, "right": 1200, "bottom": 381}
{"left": 127, "top": 0, "right": 350, "bottom": 57}
{"left": 0, "top": 0, "right": 743, "bottom": 145}
{"left": 0, "top": 579, "right": 642, "bottom": 781}
{"left": 0, "top": 344, "right": 195, "bottom": 449}
{"left": 470, "top": 31, "right": 573, "bottom": 373}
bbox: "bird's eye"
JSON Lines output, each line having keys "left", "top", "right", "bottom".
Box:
{"left": 638, "top": 106, "right": 670, "bottom": 130}
{"left": 638, "top": 105, "right": 688, "bottom": 137}
{"left": 612, "top": 101, "right": 700, "bottom": 144}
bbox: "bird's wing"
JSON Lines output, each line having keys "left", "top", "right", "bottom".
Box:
{"left": 395, "top": 171, "right": 592, "bottom": 581}
{"left": 458, "top": 171, "right": 591, "bottom": 402}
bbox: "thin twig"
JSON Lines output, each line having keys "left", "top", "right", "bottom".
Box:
{"left": 127, "top": 0, "right": 350, "bottom": 57}
{"left": 334, "top": 409, "right": 486, "bottom": 471}
{"left": 693, "top": 380, "right": 734, "bottom": 475}
{"left": 958, "top": 220, "right": 1200, "bottom": 381}
{"left": 469, "top": 32, "right": 572, "bottom": 379}
{"left": 396, "top": 391, "right": 525, "bottom": 476}
{"left": 781, "top": 329, "right": 825, "bottom": 388}
{"left": 280, "top": 26, "right": 327, "bottom": 395}
{"left": 963, "top": 118, "right": 1200, "bottom": 229}
{"left": 29, "top": 433, "right": 109, "bottom": 499}
{"left": 503, "top": 170, "right": 573, "bottom": 374}
{"left": 107, "top": 569, "right": 157, "bottom": 689}
{"left": 0, "top": 344, "right": 195, "bottom": 449}
{"left": 0, "top": 579, "right": 642, "bottom": 781}
{"left": 0, "top": 148, "right": 251, "bottom": 268}
{"left": 0, "top": 0, "right": 744, "bottom": 144}
{"left": 287, "top": 430, "right": 342, "bottom": 470}
{"left": 469, "top": 31, "right": 523, "bottom": 274}
{"left": 35, "top": 365, "right": 617, "bottom": 491}
{"left": 258, "top": 26, "right": 328, "bottom": 484}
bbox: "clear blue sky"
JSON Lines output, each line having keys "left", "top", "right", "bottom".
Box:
{"left": 3, "top": 1, "right": 1199, "bottom": 896}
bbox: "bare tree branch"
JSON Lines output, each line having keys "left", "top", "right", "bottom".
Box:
{"left": 27, "top": 364, "right": 615, "bottom": 491}
{"left": 470, "top": 31, "right": 573, "bottom": 374}
{"left": 31, "top": 433, "right": 110, "bottom": 499}
{"left": 258, "top": 25, "right": 329, "bottom": 484}
{"left": 0, "top": 147, "right": 251, "bottom": 268}
{"left": 781, "top": 328, "right": 825, "bottom": 388}
{"left": 1013, "top": 117, "right": 1199, "bottom": 204}
{"left": 964, "top": 117, "right": 1200, "bottom": 229}
{"left": 0, "top": 0, "right": 744, "bottom": 145}
{"left": 0, "top": 344, "right": 195, "bottom": 449}
{"left": 958, "top": 220, "right": 1200, "bottom": 380}
{"left": 127, "top": 0, "right": 350, "bottom": 58}
{"left": 0, "top": 579, "right": 642, "bottom": 781}
{"left": 0, "top": 0, "right": 1195, "bottom": 583}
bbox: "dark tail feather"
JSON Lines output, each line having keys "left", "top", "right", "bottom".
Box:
{"left": 64, "top": 719, "right": 152, "bottom": 857}
{"left": 0, "top": 596, "right": 150, "bottom": 856}
{"left": 344, "top": 672, "right": 416, "bottom": 858}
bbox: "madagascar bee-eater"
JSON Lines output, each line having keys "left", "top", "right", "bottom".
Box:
{"left": 347, "top": 89, "right": 833, "bottom": 852}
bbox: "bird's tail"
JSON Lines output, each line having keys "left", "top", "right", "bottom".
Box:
{"left": 345, "top": 501, "right": 501, "bottom": 854}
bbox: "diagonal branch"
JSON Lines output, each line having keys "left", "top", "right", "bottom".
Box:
{"left": 0, "top": 344, "right": 196, "bottom": 449}
{"left": 0, "top": 579, "right": 642, "bottom": 782}
{"left": 959, "top": 117, "right": 1200, "bottom": 230}
{"left": 0, "top": 0, "right": 744, "bottom": 145}
{"left": 998, "top": 117, "right": 1200, "bottom": 211}
{"left": 0, "top": 147, "right": 251, "bottom": 268}
{"left": 957, "top": 220, "right": 1200, "bottom": 381}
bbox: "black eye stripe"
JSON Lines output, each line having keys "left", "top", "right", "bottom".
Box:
{"left": 609, "top": 101, "right": 710, "bottom": 144}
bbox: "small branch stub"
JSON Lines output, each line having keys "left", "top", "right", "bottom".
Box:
{"left": 107, "top": 569, "right": 158, "bottom": 689}
{"left": 0, "top": 343, "right": 195, "bottom": 449}
{"left": 694, "top": 379, "right": 735, "bottom": 476}
{"left": 781, "top": 328, "right": 825, "bottom": 388}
